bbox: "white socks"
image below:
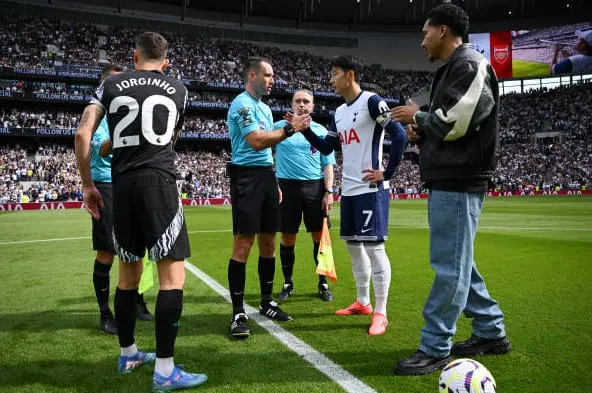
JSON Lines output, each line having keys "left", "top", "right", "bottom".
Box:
{"left": 364, "top": 242, "right": 392, "bottom": 316}
{"left": 346, "top": 242, "right": 372, "bottom": 306}
{"left": 120, "top": 343, "right": 138, "bottom": 357}
{"left": 155, "top": 357, "right": 175, "bottom": 377}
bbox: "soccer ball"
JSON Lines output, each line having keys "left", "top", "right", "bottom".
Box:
{"left": 438, "top": 358, "right": 497, "bottom": 393}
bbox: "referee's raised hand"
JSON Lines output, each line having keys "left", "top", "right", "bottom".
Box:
{"left": 83, "top": 185, "right": 104, "bottom": 220}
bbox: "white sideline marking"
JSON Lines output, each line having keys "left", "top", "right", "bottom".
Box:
{"left": 1, "top": 226, "right": 590, "bottom": 246}
{"left": 184, "top": 260, "right": 378, "bottom": 393}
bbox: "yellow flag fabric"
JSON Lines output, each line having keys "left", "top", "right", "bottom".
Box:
{"left": 316, "top": 217, "right": 337, "bottom": 282}
{"left": 138, "top": 251, "right": 154, "bottom": 294}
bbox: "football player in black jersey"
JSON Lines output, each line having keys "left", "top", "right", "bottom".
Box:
{"left": 75, "top": 32, "right": 207, "bottom": 391}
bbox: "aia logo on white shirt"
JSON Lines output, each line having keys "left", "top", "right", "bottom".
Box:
{"left": 338, "top": 129, "right": 361, "bottom": 145}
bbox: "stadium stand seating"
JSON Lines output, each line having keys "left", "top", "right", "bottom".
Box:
{"left": 0, "top": 16, "right": 590, "bottom": 203}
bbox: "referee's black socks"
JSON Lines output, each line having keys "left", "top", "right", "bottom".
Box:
{"left": 93, "top": 260, "right": 112, "bottom": 315}
{"left": 258, "top": 256, "right": 276, "bottom": 304}
{"left": 280, "top": 244, "right": 295, "bottom": 285}
{"left": 155, "top": 289, "right": 183, "bottom": 358}
{"left": 228, "top": 259, "right": 246, "bottom": 314}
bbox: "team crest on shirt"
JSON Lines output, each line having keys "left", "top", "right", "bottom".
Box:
{"left": 310, "top": 145, "right": 318, "bottom": 154}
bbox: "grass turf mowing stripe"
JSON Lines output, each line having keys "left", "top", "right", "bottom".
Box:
{"left": 184, "top": 260, "right": 379, "bottom": 393}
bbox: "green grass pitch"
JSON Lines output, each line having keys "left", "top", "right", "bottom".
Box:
{"left": 1, "top": 197, "right": 591, "bottom": 393}
{"left": 512, "top": 60, "right": 551, "bottom": 78}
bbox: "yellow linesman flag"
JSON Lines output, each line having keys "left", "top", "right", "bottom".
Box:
{"left": 316, "top": 217, "right": 337, "bottom": 282}
{"left": 138, "top": 251, "right": 154, "bottom": 294}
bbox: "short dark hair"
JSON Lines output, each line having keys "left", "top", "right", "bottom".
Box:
{"left": 426, "top": 3, "right": 469, "bottom": 38}
{"left": 243, "top": 57, "right": 269, "bottom": 83}
{"left": 101, "top": 64, "right": 124, "bottom": 81}
{"left": 331, "top": 55, "right": 361, "bottom": 83}
{"left": 136, "top": 32, "right": 168, "bottom": 61}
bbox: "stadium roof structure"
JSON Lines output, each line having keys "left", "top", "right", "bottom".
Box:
{"left": 147, "top": 0, "right": 592, "bottom": 28}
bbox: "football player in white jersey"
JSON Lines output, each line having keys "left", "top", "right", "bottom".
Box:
{"left": 296, "top": 55, "right": 407, "bottom": 335}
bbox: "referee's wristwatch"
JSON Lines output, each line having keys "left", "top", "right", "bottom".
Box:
{"left": 283, "top": 124, "right": 295, "bottom": 138}
{"left": 325, "top": 188, "right": 335, "bottom": 195}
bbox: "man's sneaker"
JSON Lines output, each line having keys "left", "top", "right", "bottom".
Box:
{"left": 117, "top": 350, "right": 156, "bottom": 374}
{"left": 318, "top": 283, "right": 333, "bottom": 302}
{"left": 259, "top": 301, "right": 293, "bottom": 321}
{"left": 368, "top": 313, "right": 388, "bottom": 336}
{"left": 335, "top": 301, "right": 373, "bottom": 316}
{"left": 137, "top": 298, "right": 154, "bottom": 321}
{"left": 152, "top": 365, "right": 208, "bottom": 393}
{"left": 99, "top": 312, "right": 117, "bottom": 335}
{"left": 230, "top": 313, "right": 250, "bottom": 339}
{"left": 393, "top": 350, "right": 451, "bottom": 376}
{"left": 451, "top": 335, "right": 512, "bottom": 356}
{"left": 278, "top": 283, "right": 294, "bottom": 301}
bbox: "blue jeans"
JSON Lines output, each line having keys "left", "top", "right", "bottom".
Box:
{"left": 419, "top": 190, "right": 506, "bottom": 358}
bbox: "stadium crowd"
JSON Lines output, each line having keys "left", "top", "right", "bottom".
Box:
{"left": 1, "top": 136, "right": 590, "bottom": 203}
{"left": 0, "top": 16, "right": 432, "bottom": 99}
{"left": 0, "top": 15, "right": 591, "bottom": 204}
{"left": 499, "top": 82, "right": 592, "bottom": 143}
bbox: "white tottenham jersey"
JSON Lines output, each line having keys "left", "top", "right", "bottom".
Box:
{"left": 329, "top": 91, "right": 390, "bottom": 197}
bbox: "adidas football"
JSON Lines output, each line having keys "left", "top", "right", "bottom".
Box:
{"left": 438, "top": 358, "right": 497, "bottom": 393}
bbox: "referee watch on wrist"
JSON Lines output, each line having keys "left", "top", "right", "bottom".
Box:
{"left": 283, "top": 123, "right": 295, "bottom": 138}
{"left": 325, "top": 187, "right": 335, "bottom": 194}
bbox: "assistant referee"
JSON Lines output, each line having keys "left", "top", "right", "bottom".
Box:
{"left": 273, "top": 89, "right": 336, "bottom": 302}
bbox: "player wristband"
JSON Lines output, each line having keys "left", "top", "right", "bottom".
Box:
{"left": 283, "top": 124, "right": 295, "bottom": 137}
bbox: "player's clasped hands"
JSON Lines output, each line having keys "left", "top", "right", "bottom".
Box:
{"left": 83, "top": 185, "right": 105, "bottom": 220}
{"left": 284, "top": 112, "right": 312, "bottom": 131}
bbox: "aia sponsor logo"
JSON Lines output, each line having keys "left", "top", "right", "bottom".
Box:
{"left": 338, "top": 129, "right": 360, "bottom": 145}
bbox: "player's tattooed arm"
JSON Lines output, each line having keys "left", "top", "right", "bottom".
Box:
{"left": 75, "top": 105, "right": 105, "bottom": 187}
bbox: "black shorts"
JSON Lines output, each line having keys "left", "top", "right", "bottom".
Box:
{"left": 229, "top": 165, "right": 280, "bottom": 235}
{"left": 92, "top": 182, "right": 115, "bottom": 252}
{"left": 278, "top": 178, "right": 325, "bottom": 234}
{"left": 112, "top": 169, "right": 191, "bottom": 263}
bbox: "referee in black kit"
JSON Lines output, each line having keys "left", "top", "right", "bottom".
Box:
{"left": 225, "top": 57, "right": 311, "bottom": 338}
{"left": 273, "top": 89, "right": 337, "bottom": 302}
